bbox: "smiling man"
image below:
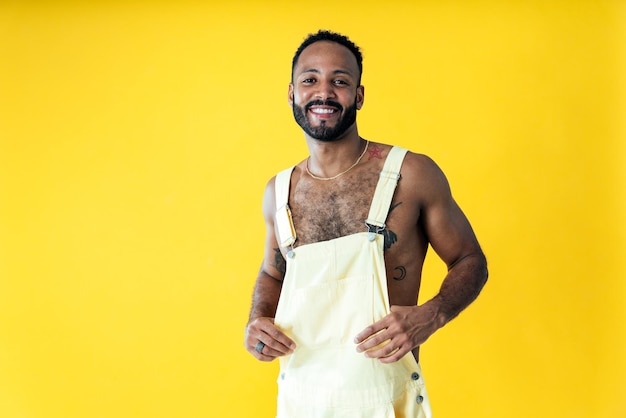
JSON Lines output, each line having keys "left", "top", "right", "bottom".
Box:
{"left": 245, "top": 30, "right": 488, "bottom": 418}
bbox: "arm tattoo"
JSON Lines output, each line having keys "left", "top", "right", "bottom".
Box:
{"left": 383, "top": 202, "right": 402, "bottom": 250}
{"left": 393, "top": 266, "right": 407, "bottom": 281}
{"left": 273, "top": 247, "right": 286, "bottom": 275}
{"left": 383, "top": 229, "right": 398, "bottom": 250}
{"left": 389, "top": 202, "right": 402, "bottom": 213}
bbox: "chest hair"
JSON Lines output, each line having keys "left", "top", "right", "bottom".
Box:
{"left": 290, "top": 169, "right": 380, "bottom": 246}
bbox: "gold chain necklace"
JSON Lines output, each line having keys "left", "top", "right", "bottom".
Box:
{"left": 305, "top": 140, "right": 369, "bottom": 181}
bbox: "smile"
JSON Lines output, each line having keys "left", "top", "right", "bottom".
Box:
{"left": 309, "top": 107, "right": 338, "bottom": 115}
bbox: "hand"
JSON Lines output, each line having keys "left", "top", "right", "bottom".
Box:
{"left": 354, "top": 304, "right": 442, "bottom": 363}
{"left": 245, "top": 317, "right": 296, "bottom": 362}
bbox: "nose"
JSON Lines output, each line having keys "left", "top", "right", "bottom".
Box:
{"left": 314, "top": 80, "right": 337, "bottom": 101}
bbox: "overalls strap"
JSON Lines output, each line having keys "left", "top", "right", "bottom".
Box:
{"left": 365, "top": 146, "right": 409, "bottom": 231}
{"left": 274, "top": 166, "right": 297, "bottom": 248}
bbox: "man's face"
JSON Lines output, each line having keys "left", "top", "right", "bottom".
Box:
{"left": 289, "top": 41, "right": 364, "bottom": 142}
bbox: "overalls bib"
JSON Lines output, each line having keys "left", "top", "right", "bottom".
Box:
{"left": 273, "top": 147, "right": 432, "bottom": 418}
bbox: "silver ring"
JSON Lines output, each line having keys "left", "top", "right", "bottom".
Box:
{"left": 255, "top": 341, "right": 266, "bottom": 354}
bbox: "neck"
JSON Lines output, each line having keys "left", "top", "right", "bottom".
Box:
{"left": 305, "top": 133, "right": 367, "bottom": 180}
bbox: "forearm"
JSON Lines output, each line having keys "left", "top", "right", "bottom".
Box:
{"left": 248, "top": 270, "right": 283, "bottom": 323}
{"left": 355, "top": 252, "right": 487, "bottom": 362}
{"left": 245, "top": 268, "right": 295, "bottom": 360}
{"left": 430, "top": 252, "right": 488, "bottom": 326}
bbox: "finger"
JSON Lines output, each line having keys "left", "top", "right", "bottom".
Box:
{"left": 258, "top": 335, "right": 291, "bottom": 357}
{"left": 355, "top": 329, "right": 389, "bottom": 353}
{"left": 247, "top": 318, "right": 296, "bottom": 354}
{"left": 245, "top": 338, "right": 272, "bottom": 361}
{"left": 354, "top": 318, "right": 389, "bottom": 344}
{"left": 254, "top": 349, "right": 278, "bottom": 362}
{"left": 363, "top": 336, "right": 412, "bottom": 362}
{"left": 360, "top": 337, "right": 397, "bottom": 358}
{"left": 247, "top": 335, "right": 286, "bottom": 362}
{"left": 259, "top": 327, "right": 296, "bottom": 354}
{"left": 255, "top": 340, "right": 292, "bottom": 359}
{"left": 377, "top": 345, "right": 410, "bottom": 364}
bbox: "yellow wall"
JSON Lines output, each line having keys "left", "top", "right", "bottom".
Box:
{"left": 1, "top": 1, "right": 624, "bottom": 417}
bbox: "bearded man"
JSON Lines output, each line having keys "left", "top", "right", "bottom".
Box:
{"left": 245, "top": 30, "right": 488, "bottom": 418}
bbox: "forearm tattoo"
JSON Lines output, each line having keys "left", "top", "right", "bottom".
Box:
{"left": 273, "top": 247, "right": 286, "bottom": 275}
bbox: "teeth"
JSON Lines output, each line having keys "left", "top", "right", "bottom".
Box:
{"left": 311, "top": 108, "right": 336, "bottom": 114}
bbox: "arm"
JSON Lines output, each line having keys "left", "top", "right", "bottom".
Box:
{"left": 355, "top": 155, "right": 488, "bottom": 362}
{"left": 418, "top": 157, "right": 488, "bottom": 325}
{"left": 244, "top": 178, "right": 296, "bottom": 361}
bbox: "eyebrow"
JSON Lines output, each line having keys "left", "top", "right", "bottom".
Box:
{"left": 300, "top": 68, "right": 354, "bottom": 77}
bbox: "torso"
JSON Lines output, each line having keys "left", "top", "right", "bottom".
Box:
{"left": 286, "top": 143, "right": 429, "bottom": 308}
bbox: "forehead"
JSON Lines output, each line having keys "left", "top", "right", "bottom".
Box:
{"left": 294, "top": 41, "right": 359, "bottom": 77}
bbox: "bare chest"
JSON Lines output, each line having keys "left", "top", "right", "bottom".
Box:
{"left": 289, "top": 169, "right": 379, "bottom": 247}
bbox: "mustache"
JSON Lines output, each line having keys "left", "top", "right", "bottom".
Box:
{"left": 304, "top": 100, "right": 343, "bottom": 112}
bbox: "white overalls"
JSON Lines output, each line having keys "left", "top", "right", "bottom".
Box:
{"left": 273, "top": 147, "right": 432, "bottom": 418}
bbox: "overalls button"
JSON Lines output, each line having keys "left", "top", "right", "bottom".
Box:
{"left": 411, "top": 372, "right": 420, "bottom": 380}
{"left": 416, "top": 395, "right": 424, "bottom": 404}
{"left": 287, "top": 250, "right": 295, "bottom": 258}
{"left": 368, "top": 233, "right": 376, "bottom": 241}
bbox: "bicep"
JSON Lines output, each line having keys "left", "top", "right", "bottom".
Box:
{"left": 260, "top": 177, "right": 286, "bottom": 281}
{"left": 261, "top": 227, "right": 286, "bottom": 280}
{"left": 418, "top": 163, "right": 482, "bottom": 268}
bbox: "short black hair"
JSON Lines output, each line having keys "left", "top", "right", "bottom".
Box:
{"left": 291, "top": 30, "right": 363, "bottom": 84}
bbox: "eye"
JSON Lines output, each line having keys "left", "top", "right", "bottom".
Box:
{"left": 301, "top": 78, "right": 316, "bottom": 85}
{"left": 333, "top": 79, "right": 349, "bottom": 86}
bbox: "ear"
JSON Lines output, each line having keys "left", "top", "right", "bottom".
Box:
{"left": 288, "top": 83, "right": 294, "bottom": 107}
{"left": 356, "top": 85, "right": 365, "bottom": 110}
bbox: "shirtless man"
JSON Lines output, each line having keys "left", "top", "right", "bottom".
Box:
{"left": 245, "top": 30, "right": 488, "bottom": 417}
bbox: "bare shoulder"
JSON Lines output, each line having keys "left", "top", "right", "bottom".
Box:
{"left": 262, "top": 164, "right": 306, "bottom": 223}
{"left": 398, "top": 151, "right": 452, "bottom": 204}
{"left": 262, "top": 176, "right": 278, "bottom": 223}
{"left": 401, "top": 151, "right": 447, "bottom": 181}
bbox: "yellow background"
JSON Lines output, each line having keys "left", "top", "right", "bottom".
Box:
{"left": 1, "top": 1, "right": 624, "bottom": 417}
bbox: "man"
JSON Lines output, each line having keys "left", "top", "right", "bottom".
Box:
{"left": 245, "top": 30, "right": 488, "bottom": 417}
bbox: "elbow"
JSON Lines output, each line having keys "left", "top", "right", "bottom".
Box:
{"left": 478, "top": 252, "right": 489, "bottom": 288}
{"left": 455, "top": 251, "right": 489, "bottom": 289}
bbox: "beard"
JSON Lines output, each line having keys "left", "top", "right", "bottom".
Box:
{"left": 292, "top": 99, "right": 357, "bottom": 142}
